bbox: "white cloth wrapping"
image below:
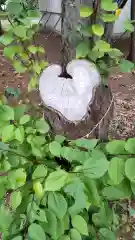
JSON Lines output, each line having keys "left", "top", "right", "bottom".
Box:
{"left": 39, "top": 60, "right": 101, "bottom": 121}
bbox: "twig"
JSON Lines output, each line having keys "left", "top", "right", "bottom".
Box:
{"left": 83, "top": 95, "right": 114, "bottom": 139}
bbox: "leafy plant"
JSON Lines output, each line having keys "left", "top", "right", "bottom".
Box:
{"left": 0, "top": 103, "right": 135, "bottom": 239}
{"left": 76, "top": 0, "right": 135, "bottom": 82}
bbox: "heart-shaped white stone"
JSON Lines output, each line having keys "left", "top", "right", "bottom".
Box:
{"left": 39, "top": 60, "right": 101, "bottom": 121}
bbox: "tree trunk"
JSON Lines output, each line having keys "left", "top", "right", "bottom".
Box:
{"left": 127, "top": 0, "right": 135, "bottom": 62}
{"left": 41, "top": 0, "right": 114, "bottom": 140}
{"left": 0, "top": 21, "right": 3, "bottom": 36}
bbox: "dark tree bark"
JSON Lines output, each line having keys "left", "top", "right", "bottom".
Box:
{"left": 0, "top": 21, "right": 3, "bottom": 36}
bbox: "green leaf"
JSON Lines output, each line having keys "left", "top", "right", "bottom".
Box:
{"left": 33, "top": 181, "right": 44, "bottom": 199}
{"left": 120, "top": 59, "right": 134, "bottom": 73}
{"left": 27, "top": 202, "right": 47, "bottom": 223}
{"left": 83, "top": 178, "right": 100, "bottom": 205}
{"left": 124, "top": 19, "right": 134, "bottom": 32}
{"left": 71, "top": 138, "right": 98, "bottom": 150}
{"left": 125, "top": 138, "right": 135, "bottom": 154}
{"left": 125, "top": 158, "right": 135, "bottom": 182}
{"left": 49, "top": 141, "right": 61, "bottom": 157}
{"left": 70, "top": 228, "right": 82, "bottom": 240}
{"left": 12, "top": 236, "right": 22, "bottom": 240}
{"left": 15, "top": 126, "right": 24, "bottom": 143}
{"left": 80, "top": 6, "right": 93, "bottom": 18}
{"left": 108, "top": 157, "right": 125, "bottom": 185}
{"left": 101, "top": 13, "right": 118, "bottom": 22}
{"left": 99, "top": 228, "right": 116, "bottom": 240}
{"left": 106, "top": 140, "right": 125, "bottom": 154}
{"left": 61, "top": 146, "right": 89, "bottom": 164}
{"left": 20, "top": 114, "right": 30, "bottom": 125}
{"left": 108, "top": 48, "right": 123, "bottom": 58}
{"left": 102, "top": 181, "right": 132, "bottom": 200}
{"left": 13, "top": 61, "right": 27, "bottom": 73}
{"left": 48, "top": 192, "right": 67, "bottom": 220}
{"left": 2, "top": 125, "right": 14, "bottom": 142}
{"left": 0, "top": 33, "right": 14, "bottom": 45}
{"left": 8, "top": 168, "right": 26, "bottom": 189}
{"left": 72, "top": 215, "right": 88, "bottom": 236}
{"left": 59, "top": 236, "right": 70, "bottom": 240}
{"left": 0, "top": 105, "right": 14, "bottom": 121}
{"left": 14, "top": 104, "right": 27, "bottom": 121}
{"left": 10, "top": 191, "right": 22, "bottom": 209}
{"left": 13, "top": 25, "right": 27, "bottom": 38}
{"left": 95, "top": 40, "right": 111, "bottom": 52}
{"left": 76, "top": 42, "right": 89, "bottom": 58}
{"left": 83, "top": 153, "right": 109, "bottom": 179}
{"left": 32, "top": 165, "right": 47, "bottom": 180}
{"left": 45, "top": 170, "right": 68, "bottom": 191}
{"left": 43, "top": 209, "right": 58, "bottom": 239}
{"left": 92, "top": 24, "right": 104, "bottom": 37}
{"left": 55, "top": 135, "right": 65, "bottom": 143}
{"left": 28, "top": 223, "right": 46, "bottom": 240}
{"left": 101, "top": 0, "right": 117, "bottom": 11}
{"left": 7, "top": 2, "right": 23, "bottom": 15}
{"left": 36, "top": 119, "right": 50, "bottom": 134}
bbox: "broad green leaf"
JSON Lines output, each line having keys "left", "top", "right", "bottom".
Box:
{"left": 33, "top": 181, "right": 44, "bottom": 199}
{"left": 32, "top": 165, "right": 47, "bottom": 180}
{"left": 88, "top": 49, "right": 104, "bottom": 61}
{"left": 28, "top": 9, "right": 40, "bottom": 18}
{"left": 124, "top": 19, "right": 134, "bottom": 32}
{"left": 61, "top": 146, "right": 89, "bottom": 164}
{"left": 70, "top": 228, "right": 82, "bottom": 240}
{"left": 45, "top": 170, "right": 68, "bottom": 191}
{"left": 92, "top": 203, "right": 112, "bottom": 228}
{"left": 49, "top": 141, "right": 61, "bottom": 157}
{"left": 106, "top": 140, "right": 125, "bottom": 154}
{"left": 13, "top": 25, "right": 27, "bottom": 38}
{"left": 120, "top": 59, "right": 134, "bottom": 73}
{"left": 108, "top": 48, "right": 123, "bottom": 58}
{"left": 55, "top": 135, "right": 65, "bottom": 143}
{"left": 125, "top": 158, "right": 135, "bottom": 182}
{"left": 83, "top": 178, "right": 100, "bottom": 205}
{"left": 12, "top": 236, "right": 22, "bottom": 240}
{"left": 101, "top": 0, "right": 117, "bottom": 11}
{"left": 0, "top": 105, "right": 14, "bottom": 121}
{"left": 2, "top": 125, "right": 14, "bottom": 142}
{"left": 13, "top": 61, "right": 27, "bottom": 73}
{"left": 27, "top": 202, "right": 47, "bottom": 223}
{"left": 7, "top": 2, "right": 23, "bottom": 15}
{"left": 43, "top": 209, "right": 57, "bottom": 239}
{"left": 28, "top": 223, "right": 46, "bottom": 240}
{"left": 8, "top": 168, "right": 26, "bottom": 189}
{"left": 0, "top": 205, "right": 12, "bottom": 233}
{"left": 92, "top": 24, "right": 104, "bottom": 37}
{"left": 99, "top": 228, "right": 116, "bottom": 240}
{"left": 0, "top": 33, "right": 14, "bottom": 45}
{"left": 83, "top": 154, "right": 109, "bottom": 179}
{"left": 14, "top": 104, "right": 27, "bottom": 121}
{"left": 10, "top": 191, "right": 22, "bottom": 209}
{"left": 15, "top": 126, "right": 24, "bottom": 143}
{"left": 101, "top": 13, "right": 118, "bottom": 22}
{"left": 80, "top": 6, "right": 93, "bottom": 18}
{"left": 108, "top": 157, "right": 125, "bottom": 185}
{"left": 95, "top": 40, "right": 111, "bottom": 52}
{"left": 72, "top": 215, "right": 88, "bottom": 236}
{"left": 76, "top": 42, "right": 89, "bottom": 58}
{"left": 20, "top": 114, "right": 30, "bottom": 125}
{"left": 125, "top": 138, "right": 135, "bottom": 154}
{"left": 36, "top": 119, "right": 50, "bottom": 134}
{"left": 102, "top": 181, "right": 132, "bottom": 200}
{"left": 28, "top": 77, "right": 37, "bottom": 91}
{"left": 59, "top": 236, "right": 70, "bottom": 240}
{"left": 48, "top": 192, "right": 67, "bottom": 220}
{"left": 71, "top": 138, "right": 98, "bottom": 150}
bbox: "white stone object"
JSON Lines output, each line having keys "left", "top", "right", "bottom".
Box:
{"left": 39, "top": 60, "right": 101, "bottom": 122}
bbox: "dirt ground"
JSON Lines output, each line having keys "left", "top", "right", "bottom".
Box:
{"left": 0, "top": 31, "right": 135, "bottom": 139}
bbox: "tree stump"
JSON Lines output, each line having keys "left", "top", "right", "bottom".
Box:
{"left": 39, "top": 60, "right": 113, "bottom": 140}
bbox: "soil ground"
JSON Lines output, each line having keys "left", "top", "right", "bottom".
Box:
{"left": 0, "top": 31, "right": 135, "bottom": 239}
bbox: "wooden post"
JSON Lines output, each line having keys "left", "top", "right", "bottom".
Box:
{"left": 128, "top": 0, "right": 135, "bottom": 62}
